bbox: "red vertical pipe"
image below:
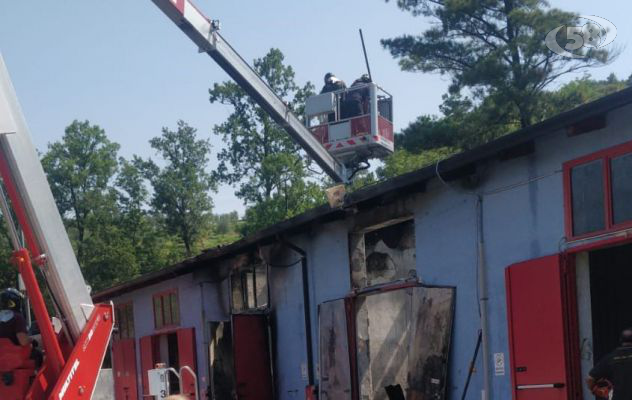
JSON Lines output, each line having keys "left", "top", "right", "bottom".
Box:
{"left": 0, "top": 152, "right": 41, "bottom": 259}
{"left": 14, "top": 249, "right": 65, "bottom": 378}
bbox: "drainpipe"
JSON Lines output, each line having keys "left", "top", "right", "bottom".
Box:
{"left": 199, "top": 281, "right": 213, "bottom": 398}
{"left": 283, "top": 240, "right": 315, "bottom": 387}
{"left": 477, "top": 195, "right": 491, "bottom": 400}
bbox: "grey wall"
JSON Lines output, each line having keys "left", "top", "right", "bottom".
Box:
{"left": 268, "top": 221, "right": 352, "bottom": 399}
{"left": 266, "top": 103, "right": 632, "bottom": 400}
{"left": 109, "top": 103, "right": 632, "bottom": 400}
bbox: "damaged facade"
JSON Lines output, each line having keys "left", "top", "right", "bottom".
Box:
{"left": 94, "top": 87, "right": 632, "bottom": 400}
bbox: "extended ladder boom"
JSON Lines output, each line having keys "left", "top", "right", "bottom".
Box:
{"left": 151, "top": 0, "right": 348, "bottom": 183}
{"left": 0, "top": 56, "right": 93, "bottom": 342}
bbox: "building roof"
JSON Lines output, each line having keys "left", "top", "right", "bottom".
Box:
{"left": 93, "top": 86, "right": 632, "bottom": 302}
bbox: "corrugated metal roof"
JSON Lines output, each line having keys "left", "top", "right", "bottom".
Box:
{"left": 93, "top": 86, "right": 632, "bottom": 302}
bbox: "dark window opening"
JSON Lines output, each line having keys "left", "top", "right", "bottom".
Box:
{"left": 611, "top": 153, "right": 632, "bottom": 225}
{"left": 571, "top": 160, "right": 605, "bottom": 236}
{"left": 231, "top": 263, "right": 268, "bottom": 313}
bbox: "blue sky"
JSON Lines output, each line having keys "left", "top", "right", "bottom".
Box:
{"left": 0, "top": 1, "right": 629, "bottom": 214}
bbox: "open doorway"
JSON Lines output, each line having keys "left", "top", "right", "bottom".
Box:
{"left": 575, "top": 242, "right": 632, "bottom": 400}
{"left": 209, "top": 321, "right": 235, "bottom": 399}
{"left": 589, "top": 243, "right": 632, "bottom": 362}
{"left": 155, "top": 332, "right": 181, "bottom": 392}
{"left": 139, "top": 328, "right": 197, "bottom": 398}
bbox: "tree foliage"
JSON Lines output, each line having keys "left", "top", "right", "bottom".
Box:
{"left": 141, "top": 120, "right": 216, "bottom": 256}
{"left": 41, "top": 120, "right": 120, "bottom": 263}
{"left": 209, "top": 48, "right": 324, "bottom": 233}
{"left": 378, "top": 147, "right": 457, "bottom": 178}
{"left": 383, "top": 0, "right": 615, "bottom": 127}
{"left": 386, "top": 74, "right": 630, "bottom": 178}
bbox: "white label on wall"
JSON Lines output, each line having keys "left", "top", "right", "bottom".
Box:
{"left": 301, "top": 363, "right": 308, "bottom": 380}
{"left": 494, "top": 352, "right": 505, "bottom": 376}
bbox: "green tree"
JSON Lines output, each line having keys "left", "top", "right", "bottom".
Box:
{"left": 397, "top": 74, "right": 628, "bottom": 156}
{"left": 378, "top": 147, "right": 457, "bottom": 178}
{"left": 241, "top": 158, "right": 325, "bottom": 235}
{"left": 382, "top": 0, "right": 615, "bottom": 128}
{"left": 41, "top": 120, "right": 120, "bottom": 263}
{"left": 142, "top": 120, "right": 216, "bottom": 256}
{"left": 537, "top": 73, "right": 629, "bottom": 119}
{"left": 81, "top": 191, "right": 140, "bottom": 291}
{"left": 116, "top": 157, "right": 180, "bottom": 274}
{"left": 0, "top": 221, "right": 17, "bottom": 289}
{"left": 212, "top": 211, "right": 240, "bottom": 235}
{"left": 209, "top": 48, "right": 324, "bottom": 232}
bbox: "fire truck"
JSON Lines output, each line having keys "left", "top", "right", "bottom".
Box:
{"left": 0, "top": 0, "right": 394, "bottom": 398}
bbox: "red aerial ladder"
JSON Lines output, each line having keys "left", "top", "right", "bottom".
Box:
{"left": 0, "top": 1, "right": 394, "bottom": 399}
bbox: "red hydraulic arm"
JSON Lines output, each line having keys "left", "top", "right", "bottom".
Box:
{"left": 0, "top": 55, "right": 115, "bottom": 399}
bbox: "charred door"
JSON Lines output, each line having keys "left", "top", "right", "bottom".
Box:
{"left": 232, "top": 314, "right": 274, "bottom": 400}
{"left": 319, "top": 299, "right": 352, "bottom": 399}
{"left": 318, "top": 285, "right": 455, "bottom": 400}
{"left": 355, "top": 285, "right": 455, "bottom": 400}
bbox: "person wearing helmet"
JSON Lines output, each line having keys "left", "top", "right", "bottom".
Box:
{"left": 0, "top": 288, "right": 30, "bottom": 347}
{"left": 320, "top": 73, "right": 347, "bottom": 123}
{"left": 587, "top": 328, "right": 632, "bottom": 400}
{"left": 343, "top": 73, "right": 373, "bottom": 119}
{"left": 320, "top": 73, "right": 346, "bottom": 94}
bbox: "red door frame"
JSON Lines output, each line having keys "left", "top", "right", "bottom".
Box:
{"left": 139, "top": 328, "right": 198, "bottom": 398}
{"left": 563, "top": 140, "right": 632, "bottom": 241}
{"left": 506, "top": 236, "right": 632, "bottom": 400}
{"left": 564, "top": 235, "right": 632, "bottom": 397}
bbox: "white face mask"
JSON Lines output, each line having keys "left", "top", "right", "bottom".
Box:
{"left": 0, "top": 309, "right": 14, "bottom": 322}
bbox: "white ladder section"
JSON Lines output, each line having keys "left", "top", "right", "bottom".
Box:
{"left": 0, "top": 55, "right": 93, "bottom": 342}
{"left": 151, "top": 0, "right": 349, "bottom": 183}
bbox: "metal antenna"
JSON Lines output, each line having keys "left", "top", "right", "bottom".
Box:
{"left": 359, "top": 29, "right": 373, "bottom": 81}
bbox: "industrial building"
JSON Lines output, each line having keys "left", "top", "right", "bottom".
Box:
{"left": 94, "top": 87, "right": 632, "bottom": 400}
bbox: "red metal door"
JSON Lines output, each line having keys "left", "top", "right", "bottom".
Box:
{"left": 139, "top": 335, "right": 157, "bottom": 397}
{"left": 232, "top": 314, "right": 274, "bottom": 400}
{"left": 506, "top": 255, "right": 576, "bottom": 400}
{"left": 112, "top": 339, "right": 139, "bottom": 400}
{"left": 177, "top": 328, "right": 197, "bottom": 398}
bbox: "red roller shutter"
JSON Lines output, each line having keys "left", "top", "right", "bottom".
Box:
{"left": 505, "top": 254, "right": 580, "bottom": 400}
{"left": 177, "top": 328, "right": 197, "bottom": 398}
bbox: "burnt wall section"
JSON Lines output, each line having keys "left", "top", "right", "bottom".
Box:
{"left": 356, "top": 286, "right": 455, "bottom": 400}
{"left": 350, "top": 219, "right": 416, "bottom": 289}
{"left": 319, "top": 299, "right": 352, "bottom": 399}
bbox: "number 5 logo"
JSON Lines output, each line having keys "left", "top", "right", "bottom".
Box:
{"left": 545, "top": 15, "right": 616, "bottom": 59}
{"left": 564, "top": 26, "right": 585, "bottom": 51}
